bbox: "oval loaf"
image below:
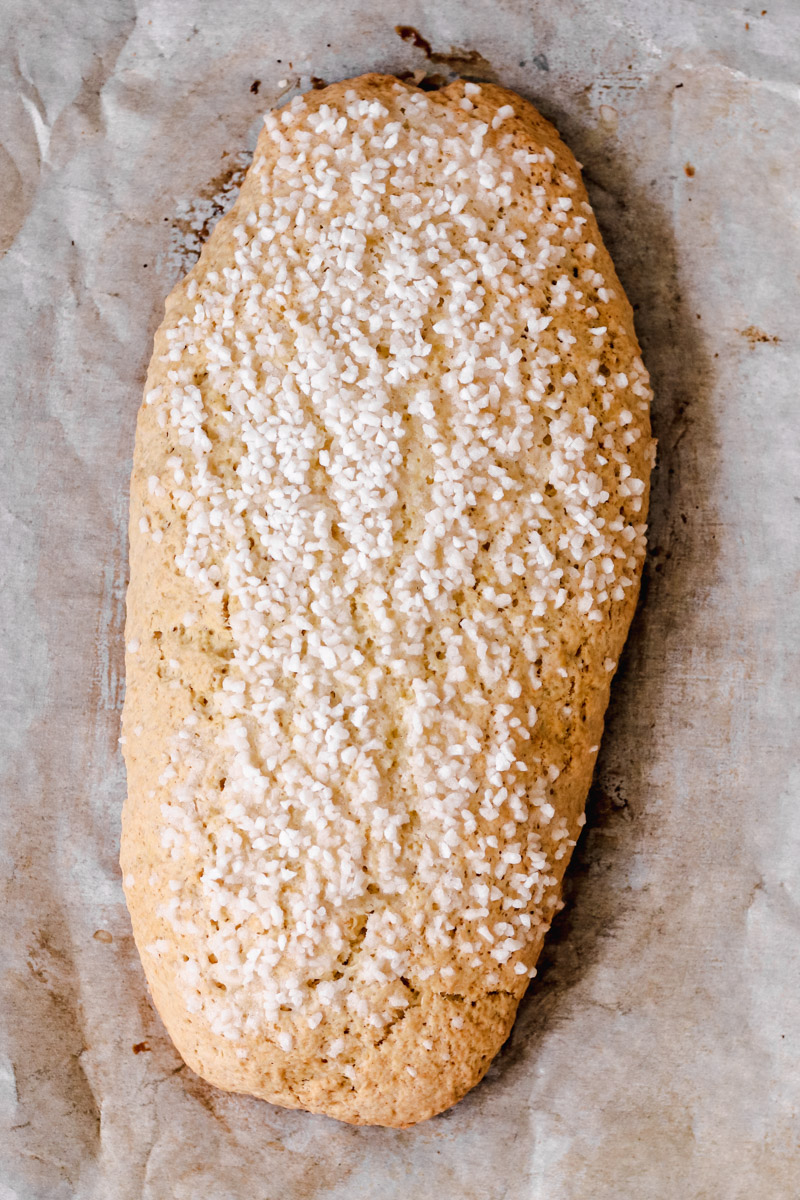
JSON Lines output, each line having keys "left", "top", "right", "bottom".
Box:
{"left": 121, "top": 74, "right": 654, "bottom": 1127}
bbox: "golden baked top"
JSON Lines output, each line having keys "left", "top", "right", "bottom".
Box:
{"left": 122, "top": 74, "right": 653, "bottom": 1125}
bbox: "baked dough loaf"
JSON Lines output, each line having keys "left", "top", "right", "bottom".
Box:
{"left": 121, "top": 74, "right": 654, "bottom": 1127}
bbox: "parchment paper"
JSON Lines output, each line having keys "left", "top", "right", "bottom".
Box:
{"left": 2, "top": 1, "right": 799, "bottom": 1196}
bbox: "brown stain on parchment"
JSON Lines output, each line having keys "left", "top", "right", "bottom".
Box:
{"left": 168, "top": 154, "right": 252, "bottom": 274}
{"left": 740, "top": 325, "right": 780, "bottom": 346}
{"left": 11, "top": 929, "right": 102, "bottom": 1159}
{"left": 0, "top": 142, "right": 26, "bottom": 258}
{"left": 394, "top": 25, "right": 498, "bottom": 80}
{"left": 395, "top": 70, "right": 452, "bottom": 91}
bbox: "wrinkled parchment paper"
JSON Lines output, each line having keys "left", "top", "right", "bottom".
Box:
{"left": 2, "top": 0, "right": 799, "bottom": 1195}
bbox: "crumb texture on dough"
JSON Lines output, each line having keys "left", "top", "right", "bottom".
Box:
{"left": 121, "top": 73, "right": 654, "bottom": 1127}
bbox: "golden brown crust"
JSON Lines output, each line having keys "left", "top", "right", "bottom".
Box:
{"left": 121, "top": 73, "right": 653, "bottom": 1127}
